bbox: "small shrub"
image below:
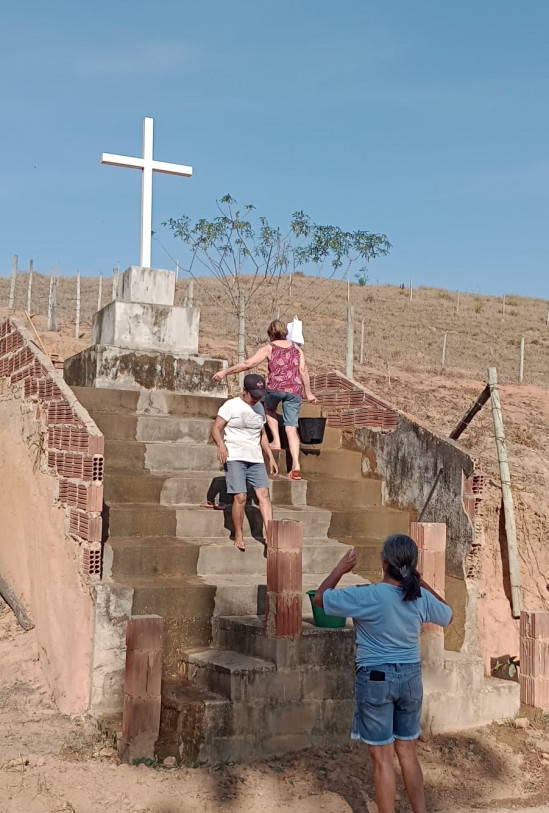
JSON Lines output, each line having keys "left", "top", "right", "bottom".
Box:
{"left": 474, "top": 298, "right": 484, "bottom": 314}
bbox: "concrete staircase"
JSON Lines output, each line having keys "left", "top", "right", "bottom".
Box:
{"left": 72, "top": 388, "right": 399, "bottom": 679}
{"left": 72, "top": 386, "right": 520, "bottom": 762}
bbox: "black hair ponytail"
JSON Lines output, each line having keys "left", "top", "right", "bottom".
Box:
{"left": 381, "top": 534, "right": 422, "bottom": 602}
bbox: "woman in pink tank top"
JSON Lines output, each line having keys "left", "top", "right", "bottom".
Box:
{"left": 212, "top": 320, "right": 317, "bottom": 479}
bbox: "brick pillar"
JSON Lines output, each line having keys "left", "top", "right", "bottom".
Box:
{"left": 410, "top": 522, "right": 446, "bottom": 665}
{"left": 520, "top": 611, "right": 549, "bottom": 710}
{"left": 118, "top": 615, "right": 164, "bottom": 762}
{"left": 265, "top": 519, "right": 303, "bottom": 638}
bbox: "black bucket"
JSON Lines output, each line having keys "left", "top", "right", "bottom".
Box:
{"left": 298, "top": 417, "right": 326, "bottom": 445}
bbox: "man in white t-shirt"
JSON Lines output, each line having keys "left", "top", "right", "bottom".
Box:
{"left": 211, "top": 374, "right": 278, "bottom": 551}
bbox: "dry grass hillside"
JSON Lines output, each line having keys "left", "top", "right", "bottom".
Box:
{"left": 1, "top": 271, "right": 549, "bottom": 653}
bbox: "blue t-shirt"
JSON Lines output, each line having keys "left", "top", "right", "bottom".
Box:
{"left": 323, "top": 583, "right": 452, "bottom": 667}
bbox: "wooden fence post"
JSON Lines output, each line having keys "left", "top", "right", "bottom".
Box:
{"left": 118, "top": 615, "right": 163, "bottom": 762}
{"left": 238, "top": 293, "right": 246, "bottom": 389}
{"left": 75, "top": 270, "right": 81, "bottom": 338}
{"left": 488, "top": 367, "right": 521, "bottom": 618}
{"left": 47, "top": 268, "right": 57, "bottom": 331}
{"left": 519, "top": 337, "right": 524, "bottom": 383}
{"left": 359, "top": 317, "right": 365, "bottom": 365}
{"left": 265, "top": 520, "right": 303, "bottom": 638}
{"left": 27, "top": 260, "right": 33, "bottom": 314}
{"left": 112, "top": 266, "right": 119, "bottom": 301}
{"left": 345, "top": 304, "right": 354, "bottom": 379}
{"left": 97, "top": 273, "right": 103, "bottom": 312}
{"left": 441, "top": 332, "right": 447, "bottom": 370}
{"left": 8, "top": 254, "right": 17, "bottom": 309}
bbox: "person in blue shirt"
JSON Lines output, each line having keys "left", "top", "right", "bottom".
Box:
{"left": 314, "top": 534, "right": 452, "bottom": 813}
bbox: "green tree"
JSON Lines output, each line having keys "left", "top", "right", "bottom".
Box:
{"left": 165, "top": 194, "right": 390, "bottom": 363}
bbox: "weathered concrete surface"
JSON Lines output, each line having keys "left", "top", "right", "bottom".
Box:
{"left": 157, "top": 615, "right": 520, "bottom": 764}
{"left": 355, "top": 419, "right": 474, "bottom": 578}
{"left": 91, "top": 301, "right": 200, "bottom": 354}
{"left": 118, "top": 266, "right": 176, "bottom": 306}
{"left": 64, "top": 345, "right": 227, "bottom": 396}
{"left": 0, "top": 383, "right": 94, "bottom": 714}
{"left": 354, "top": 417, "right": 474, "bottom": 651}
{"left": 89, "top": 582, "right": 134, "bottom": 715}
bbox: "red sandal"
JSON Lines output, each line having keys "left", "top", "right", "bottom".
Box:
{"left": 288, "top": 471, "right": 302, "bottom": 481}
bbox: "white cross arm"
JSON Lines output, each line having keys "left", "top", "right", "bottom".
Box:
{"left": 101, "top": 153, "right": 192, "bottom": 177}
{"left": 151, "top": 159, "right": 192, "bottom": 178}
{"left": 101, "top": 153, "right": 146, "bottom": 169}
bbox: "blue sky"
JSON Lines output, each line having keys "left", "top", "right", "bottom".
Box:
{"left": 1, "top": 1, "right": 548, "bottom": 297}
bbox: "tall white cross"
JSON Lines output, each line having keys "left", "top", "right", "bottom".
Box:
{"left": 101, "top": 117, "right": 193, "bottom": 268}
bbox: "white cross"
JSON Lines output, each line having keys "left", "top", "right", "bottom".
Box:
{"left": 101, "top": 117, "right": 193, "bottom": 268}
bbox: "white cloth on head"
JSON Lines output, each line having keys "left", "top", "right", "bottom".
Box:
{"left": 217, "top": 397, "right": 265, "bottom": 462}
{"left": 287, "top": 316, "right": 304, "bottom": 345}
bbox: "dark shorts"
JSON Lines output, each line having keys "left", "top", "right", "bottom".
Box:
{"left": 264, "top": 389, "right": 302, "bottom": 427}
{"left": 351, "top": 662, "right": 423, "bottom": 746}
{"left": 224, "top": 461, "right": 269, "bottom": 494}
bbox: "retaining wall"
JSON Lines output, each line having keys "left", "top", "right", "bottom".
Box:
{"left": 0, "top": 317, "right": 104, "bottom": 713}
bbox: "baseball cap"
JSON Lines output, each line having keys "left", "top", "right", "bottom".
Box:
{"left": 243, "top": 373, "right": 266, "bottom": 399}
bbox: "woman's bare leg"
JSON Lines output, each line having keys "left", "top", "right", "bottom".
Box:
{"left": 368, "top": 743, "right": 396, "bottom": 813}
{"left": 394, "top": 739, "right": 425, "bottom": 813}
{"left": 265, "top": 409, "right": 281, "bottom": 449}
{"left": 285, "top": 426, "right": 300, "bottom": 474}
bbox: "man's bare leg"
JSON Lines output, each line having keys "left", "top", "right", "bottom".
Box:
{"left": 394, "top": 739, "right": 425, "bottom": 813}
{"left": 232, "top": 492, "right": 246, "bottom": 550}
{"left": 254, "top": 487, "right": 273, "bottom": 544}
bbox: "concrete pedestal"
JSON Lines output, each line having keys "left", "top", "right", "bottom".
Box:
{"left": 91, "top": 302, "right": 200, "bottom": 354}
{"left": 64, "top": 265, "right": 227, "bottom": 397}
{"left": 63, "top": 345, "right": 227, "bottom": 397}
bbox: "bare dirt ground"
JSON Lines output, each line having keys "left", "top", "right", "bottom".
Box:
{"left": 2, "top": 605, "right": 549, "bottom": 813}
{"left": 1, "top": 274, "right": 549, "bottom": 810}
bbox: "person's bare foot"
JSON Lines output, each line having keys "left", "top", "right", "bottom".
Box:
{"left": 234, "top": 537, "right": 245, "bottom": 552}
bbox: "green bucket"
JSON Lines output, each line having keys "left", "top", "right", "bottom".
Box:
{"left": 306, "top": 590, "right": 346, "bottom": 629}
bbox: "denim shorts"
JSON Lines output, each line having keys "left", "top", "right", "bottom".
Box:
{"left": 224, "top": 461, "right": 269, "bottom": 494}
{"left": 264, "top": 389, "right": 302, "bottom": 427}
{"left": 351, "top": 662, "right": 423, "bottom": 746}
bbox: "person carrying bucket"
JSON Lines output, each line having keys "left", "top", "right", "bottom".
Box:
{"left": 212, "top": 319, "right": 317, "bottom": 480}
{"left": 313, "top": 535, "right": 452, "bottom": 813}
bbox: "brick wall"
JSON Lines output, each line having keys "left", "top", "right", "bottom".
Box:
{"left": 0, "top": 317, "right": 104, "bottom": 581}
{"left": 311, "top": 371, "right": 399, "bottom": 431}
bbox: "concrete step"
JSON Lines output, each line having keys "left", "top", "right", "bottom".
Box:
{"left": 303, "top": 472, "right": 383, "bottom": 509}
{"left": 71, "top": 386, "right": 139, "bottom": 415}
{"left": 204, "top": 572, "right": 369, "bottom": 617}
{"left": 278, "top": 448, "right": 362, "bottom": 477}
{"left": 104, "top": 473, "right": 167, "bottom": 504}
{"left": 328, "top": 506, "right": 410, "bottom": 539}
{"left": 175, "top": 504, "right": 332, "bottom": 540}
{"left": 213, "top": 615, "right": 356, "bottom": 668}
{"left": 196, "top": 538, "right": 350, "bottom": 577}
{"left": 107, "top": 502, "right": 332, "bottom": 540}
{"left": 111, "top": 574, "right": 217, "bottom": 674}
{"left": 184, "top": 649, "right": 276, "bottom": 703}
{"left": 71, "top": 386, "right": 224, "bottom": 418}
{"left": 107, "top": 535, "right": 349, "bottom": 579}
{"left": 108, "top": 504, "right": 178, "bottom": 537}
{"left": 159, "top": 472, "right": 307, "bottom": 508}
{"left": 92, "top": 413, "right": 212, "bottom": 444}
{"left": 104, "top": 440, "right": 219, "bottom": 472}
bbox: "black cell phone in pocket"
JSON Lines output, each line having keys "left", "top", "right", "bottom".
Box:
{"left": 370, "top": 670, "right": 385, "bottom": 682}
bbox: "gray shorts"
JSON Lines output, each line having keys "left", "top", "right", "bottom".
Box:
{"left": 224, "top": 461, "right": 269, "bottom": 494}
